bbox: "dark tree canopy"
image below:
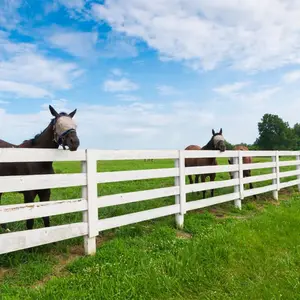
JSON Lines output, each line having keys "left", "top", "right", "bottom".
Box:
{"left": 255, "top": 114, "right": 297, "bottom": 150}
{"left": 224, "top": 140, "right": 234, "bottom": 150}
{"left": 219, "top": 114, "right": 300, "bottom": 151}
{"left": 294, "top": 123, "right": 300, "bottom": 148}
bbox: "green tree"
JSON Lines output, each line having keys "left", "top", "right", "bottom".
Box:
{"left": 293, "top": 123, "right": 300, "bottom": 149}
{"left": 255, "top": 114, "right": 297, "bottom": 150}
{"left": 224, "top": 140, "right": 234, "bottom": 150}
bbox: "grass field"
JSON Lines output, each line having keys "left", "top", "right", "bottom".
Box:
{"left": 1, "top": 156, "right": 300, "bottom": 299}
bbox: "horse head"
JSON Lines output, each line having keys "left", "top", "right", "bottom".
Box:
{"left": 49, "top": 105, "right": 80, "bottom": 151}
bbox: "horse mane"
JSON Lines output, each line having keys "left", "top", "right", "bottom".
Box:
{"left": 19, "top": 113, "right": 68, "bottom": 147}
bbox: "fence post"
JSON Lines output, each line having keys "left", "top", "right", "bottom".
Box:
{"left": 233, "top": 152, "right": 241, "bottom": 209}
{"left": 272, "top": 151, "right": 279, "bottom": 200}
{"left": 175, "top": 150, "right": 185, "bottom": 229}
{"left": 83, "top": 149, "right": 98, "bottom": 255}
{"left": 296, "top": 153, "right": 300, "bottom": 192}
{"left": 238, "top": 150, "right": 244, "bottom": 203}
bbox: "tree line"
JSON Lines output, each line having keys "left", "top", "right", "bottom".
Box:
{"left": 225, "top": 113, "right": 300, "bottom": 151}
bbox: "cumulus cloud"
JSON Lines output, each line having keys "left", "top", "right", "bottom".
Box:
{"left": 282, "top": 70, "right": 300, "bottom": 83}
{"left": 1, "top": 83, "right": 300, "bottom": 150}
{"left": 0, "top": 98, "right": 216, "bottom": 149}
{"left": 0, "top": 0, "right": 22, "bottom": 30}
{"left": 0, "top": 80, "right": 52, "bottom": 98}
{"left": 57, "top": 0, "right": 86, "bottom": 10}
{"left": 103, "top": 78, "right": 139, "bottom": 92}
{"left": 46, "top": 27, "right": 98, "bottom": 58}
{"left": 213, "top": 81, "right": 251, "bottom": 96}
{"left": 0, "top": 52, "right": 83, "bottom": 90}
{"left": 0, "top": 33, "right": 83, "bottom": 99}
{"left": 92, "top": 0, "right": 300, "bottom": 72}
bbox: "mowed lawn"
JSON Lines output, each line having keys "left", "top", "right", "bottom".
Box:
{"left": 1, "top": 155, "right": 300, "bottom": 299}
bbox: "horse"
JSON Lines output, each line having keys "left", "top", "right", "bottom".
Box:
{"left": 0, "top": 105, "right": 80, "bottom": 232}
{"left": 228, "top": 145, "right": 256, "bottom": 198}
{"left": 185, "top": 128, "right": 226, "bottom": 199}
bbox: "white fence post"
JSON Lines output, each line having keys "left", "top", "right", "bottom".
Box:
{"left": 272, "top": 151, "right": 279, "bottom": 200}
{"left": 83, "top": 149, "right": 98, "bottom": 255}
{"left": 296, "top": 154, "right": 300, "bottom": 192}
{"left": 238, "top": 150, "right": 244, "bottom": 204}
{"left": 175, "top": 150, "right": 185, "bottom": 229}
{"left": 233, "top": 153, "right": 241, "bottom": 209}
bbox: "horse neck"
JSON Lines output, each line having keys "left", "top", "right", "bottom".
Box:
{"left": 34, "top": 124, "right": 58, "bottom": 149}
{"left": 201, "top": 139, "right": 214, "bottom": 150}
{"left": 20, "top": 123, "right": 58, "bottom": 150}
{"left": 201, "top": 139, "right": 216, "bottom": 164}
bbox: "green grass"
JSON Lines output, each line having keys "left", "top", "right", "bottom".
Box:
{"left": 1, "top": 156, "right": 300, "bottom": 299}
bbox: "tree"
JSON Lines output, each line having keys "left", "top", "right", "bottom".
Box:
{"left": 293, "top": 123, "right": 300, "bottom": 149}
{"left": 224, "top": 140, "right": 234, "bottom": 150}
{"left": 255, "top": 113, "right": 297, "bottom": 150}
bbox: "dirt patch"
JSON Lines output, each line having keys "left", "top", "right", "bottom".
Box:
{"left": 176, "top": 230, "right": 192, "bottom": 239}
{"left": 0, "top": 267, "right": 11, "bottom": 281}
{"left": 32, "top": 254, "right": 78, "bottom": 288}
{"left": 96, "top": 232, "right": 114, "bottom": 247}
{"left": 31, "top": 232, "right": 115, "bottom": 288}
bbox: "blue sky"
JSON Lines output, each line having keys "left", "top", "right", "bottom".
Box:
{"left": 1, "top": 0, "right": 300, "bottom": 149}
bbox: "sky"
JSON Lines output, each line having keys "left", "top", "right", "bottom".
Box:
{"left": 1, "top": 0, "right": 300, "bottom": 150}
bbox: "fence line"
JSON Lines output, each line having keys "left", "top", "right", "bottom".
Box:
{"left": 1, "top": 148, "right": 300, "bottom": 255}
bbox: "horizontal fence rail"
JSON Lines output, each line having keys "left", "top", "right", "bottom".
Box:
{"left": 1, "top": 148, "right": 300, "bottom": 256}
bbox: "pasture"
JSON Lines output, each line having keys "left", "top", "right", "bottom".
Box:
{"left": 1, "top": 156, "right": 300, "bottom": 299}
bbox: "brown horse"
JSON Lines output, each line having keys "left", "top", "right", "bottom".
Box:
{"left": 0, "top": 105, "right": 80, "bottom": 232}
{"left": 185, "top": 128, "right": 226, "bottom": 199}
{"left": 228, "top": 145, "right": 256, "bottom": 198}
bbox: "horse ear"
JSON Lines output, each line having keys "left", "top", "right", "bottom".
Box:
{"left": 212, "top": 129, "right": 215, "bottom": 135}
{"left": 49, "top": 105, "right": 59, "bottom": 118}
{"left": 219, "top": 128, "right": 223, "bottom": 134}
{"left": 69, "top": 109, "right": 77, "bottom": 118}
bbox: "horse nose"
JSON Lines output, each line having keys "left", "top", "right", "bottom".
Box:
{"left": 70, "top": 137, "right": 79, "bottom": 150}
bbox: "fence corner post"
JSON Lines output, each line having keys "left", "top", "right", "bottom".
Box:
{"left": 233, "top": 151, "right": 242, "bottom": 210}
{"left": 175, "top": 150, "right": 185, "bottom": 229}
{"left": 272, "top": 151, "right": 279, "bottom": 201}
{"left": 296, "top": 153, "right": 300, "bottom": 192}
{"left": 82, "top": 149, "right": 98, "bottom": 255}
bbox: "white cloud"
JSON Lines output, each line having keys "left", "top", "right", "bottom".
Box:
{"left": 0, "top": 80, "right": 52, "bottom": 98}
{"left": 92, "top": 0, "right": 300, "bottom": 72}
{"left": 116, "top": 94, "right": 141, "bottom": 102}
{"left": 1, "top": 83, "right": 300, "bottom": 150}
{"left": 157, "top": 85, "right": 180, "bottom": 96}
{"left": 0, "top": 0, "right": 22, "bottom": 30}
{"left": 0, "top": 99, "right": 215, "bottom": 149}
{"left": 213, "top": 81, "right": 250, "bottom": 96}
{"left": 100, "top": 31, "right": 138, "bottom": 58}
{"left": 57, "top": 0, "right": 86, "bottom": 10}
{"left": 0, "top": 33, "right": 83, "bottom": 93}
{"left": 111, "top": 68, "right": 123, "bottom": 76}
{"left": 103, "top": 78, "right": 139, "bottom": 92}
{"left": 46, "top": 27, "right": 98, "bottom": 58}
{"left": 0, "top": 52, "right": 83, "bottom": 90}
{"left": 0, "top": 30, "right": 36, "bottom": 58}
{"left": 0, "top": 32, "right": 83, "bottom": 100}
{"left": 282, "top": 70, "right": 300, "bottom": 83}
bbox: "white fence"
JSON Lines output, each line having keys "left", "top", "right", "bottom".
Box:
{"left": 1, "top": 148, "right": 300, "bottom": 255}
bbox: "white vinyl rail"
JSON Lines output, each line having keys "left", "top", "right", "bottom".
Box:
{"left": 0, "top": 148, "right": 299, "bottom": 255}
